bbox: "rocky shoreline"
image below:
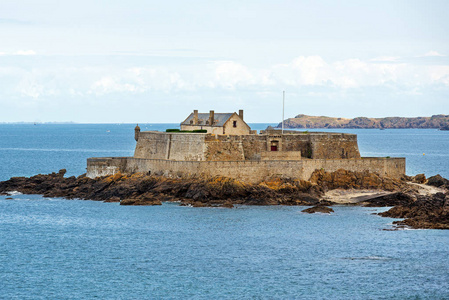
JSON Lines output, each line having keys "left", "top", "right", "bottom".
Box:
{"left": 1, "top": 169, "right": 448, "bottom": 229}
{"left": 277, "top": 114, "right": 449, "bottom": 129}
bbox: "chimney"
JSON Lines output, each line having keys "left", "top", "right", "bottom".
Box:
{"left": 193, "top": 110, "right": 198, "bottom": 125}
{"left": 239, "top": 109, "right": 244, "bottom": 120}
{"left": 209, "top": 110, "right": 215, "bottom": 125}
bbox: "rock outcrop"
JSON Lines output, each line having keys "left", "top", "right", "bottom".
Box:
{"left": 379, "top": 193, "right": 449, "bottom": 229}
{"left": 302, "top": 203, "right": 334, "bottom": 214}
{"left": 1, "top": 169, "right": 447, "bottom": 229}
{"left": 361, "top": 192, "right": 415, "bottom": 207}
{"left": 0, "top": 170, "right": 323, "bottom": 207}
{"left": 0, "top": 169, "right": 405, "bottom": 207}
{"left": 427, "top": 174, "right": 449, "bottom": 189}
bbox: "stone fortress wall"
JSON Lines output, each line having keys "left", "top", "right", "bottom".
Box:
{"left": 133, "top": 130, "right": 361, "bottom": 162}
{"left": 87, "top": 156, "right": 405, "bottom": 184}
{"left": 88, "top": 129, "right": 406, "bottom": 183}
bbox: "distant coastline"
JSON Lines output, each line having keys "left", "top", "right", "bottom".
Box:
{"left": 0, "top": 121, "right": 76, "bottom": 124}
{"left": 277, "top": 114, "right": 449, "bottom": 129}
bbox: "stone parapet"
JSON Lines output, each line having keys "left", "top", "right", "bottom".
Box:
{"left": 87, "top": 157, "right": 406, "bottom": 183}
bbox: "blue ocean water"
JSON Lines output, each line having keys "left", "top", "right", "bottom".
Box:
{"left": 1, "top": 195, "right": 449, "bottom": 299}
{"left": 1, "top": 124, "right": 449, "bottom": 299}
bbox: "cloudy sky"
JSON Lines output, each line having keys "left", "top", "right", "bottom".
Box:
{"left": 1, "top": 0, "right": 448, "bottom": 123}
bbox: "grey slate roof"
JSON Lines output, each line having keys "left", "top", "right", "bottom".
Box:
{"left": 181, "top": 113, "right": 234, "bottom": 127}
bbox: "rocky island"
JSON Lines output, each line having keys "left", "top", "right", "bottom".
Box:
{"left": 1, "top": 109, "right": 447, "bottom": 230}
{"left": 1, "top": 169, "right": 448, "bottom": 229}
{"left": 278, "top": 114, "right": 449, "bottom": 129}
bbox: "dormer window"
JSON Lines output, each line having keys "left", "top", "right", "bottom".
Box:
{"left": 233, "top": 121, "right": 237, "bottom": 127}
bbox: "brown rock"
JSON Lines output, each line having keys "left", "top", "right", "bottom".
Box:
{"left": 412, "top": 174, "right": 427, "bottom": 184}
{"left": 121, "top": 198, "right": 162, "bottom": 206}
{"left": 401, "top": 174, "right": 413, "bottom": 181}
{"left": 362, "top": 192, "right": 415, "bottom": 207}
{"left": 192, "top": 201, "right": 209, "bottom": 207}
{"left": 221, "top": 202, "right": 234, "bottom": 208}
{"left": 104, "top": 196, "right": 121, "bottom": 203}
{"left": 302, "top": 205, "right": 334, "bottom": 214}
{"left": 427, "top": 174, "right": 449, "bottom": 188}
{"left": 379, "top": 193, "right": 449, "bottom": 229}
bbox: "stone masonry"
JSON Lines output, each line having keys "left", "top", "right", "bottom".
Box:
{"left": 87, "top": 110, "right": 405, "bottom": 182}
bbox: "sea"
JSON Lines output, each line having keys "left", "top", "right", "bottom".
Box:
{"left": 0, "top": 124, "right": 448, "bottom": 299}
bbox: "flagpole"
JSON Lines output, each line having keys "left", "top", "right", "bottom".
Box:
{"left": 282, "top": 91, "right": 285, "bottom": 134}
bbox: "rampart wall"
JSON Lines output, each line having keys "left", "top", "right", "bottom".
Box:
{"left": 309, "top": 133, "right": 360, "bottom": 159}
{"left": 134, "top": 131, "right": 207, "bottom": 161}
{"left": 134, "top": 131, "right": 361, "bottom": 162}
{"left": 87, "top": 157, "right": 405, "bottom": 183}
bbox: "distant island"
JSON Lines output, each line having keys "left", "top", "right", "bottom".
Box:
{"left": 0, "top": 121, "right": 76, "bottom": 124}
{"left": 277, "top": 114, "right": 449, "bottom": 129}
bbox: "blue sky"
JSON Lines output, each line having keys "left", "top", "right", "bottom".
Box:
{"left": 1, "top": 0, "right": 448, "bottom": 123}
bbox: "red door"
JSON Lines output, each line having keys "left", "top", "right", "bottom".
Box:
{"left": 271, "top": 145, "right": 278, "bottom": 151}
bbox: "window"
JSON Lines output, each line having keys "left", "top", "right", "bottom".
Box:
{"left": 233, "top": 121, "right": 237, "bottom": 127}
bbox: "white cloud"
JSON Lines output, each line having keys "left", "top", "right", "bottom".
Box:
{"left": 14, "top": 50, "right": 36, "bottom": 55}
{"left": 1, "top": 54, "right": 449, "bottom": 105}
{"left": 213, "top": 61, "right": 254, "bottom": 89}
{"left": 422, "top": 51, "right": 445, "bottom": 57}
{"left": 89, "top": 66, "right": 195, "bottom": 95}
{"left": 428, "top": 66, "right": 449, "bottom": 85}
{"left": 369, "top": 56, "right": 400, "bottom": 62}
{"left": 268, "top": 57, "right": 418, "bottom": 89}
{"left": 0, "top": 50, "right": 37, "bottom": 56}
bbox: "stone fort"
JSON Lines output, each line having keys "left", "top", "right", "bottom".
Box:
{"left": 87, "top": 110, "right": 405, "bottom": 183}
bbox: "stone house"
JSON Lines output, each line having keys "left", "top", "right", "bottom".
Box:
{"left": 180, "top": 110, "right": 251, "bottom": 135}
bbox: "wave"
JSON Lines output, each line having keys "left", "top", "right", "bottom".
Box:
{"left": 5, "top": 191, "right": 23, "bottom": 196}
{"left": 341, "top": 256, "right": 392, "bottom": 261}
